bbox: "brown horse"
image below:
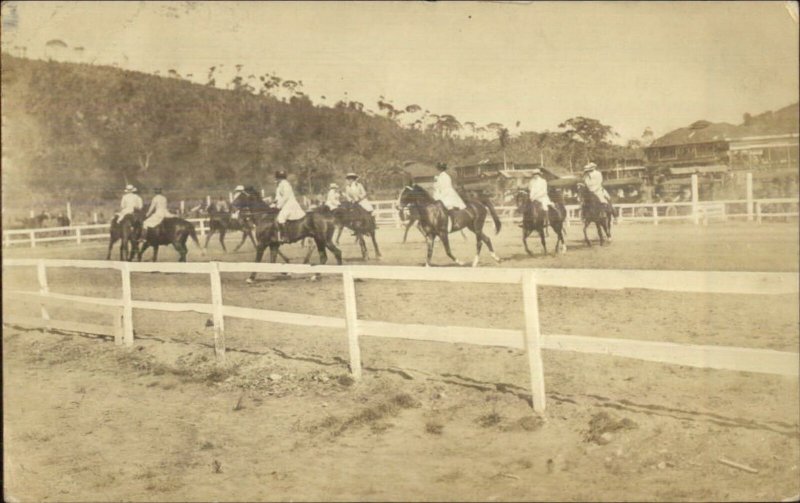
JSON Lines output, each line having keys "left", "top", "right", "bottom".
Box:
{"left": 106, "top": 209, "right": 145, "bottom": 261}
{"left": 134, "top": 217, "right": 203, "bottom": 262}
{"left": 577, "top": 184, "right": 613, "bottom": 246}
{"left": 514, "top": 190, "right": 567, "bottom": 256}
{"left": 246, "top": 207, "right": 342, "bottom": 283}
{"left": 204, "top": 205, "right": 256, "bottom": 253}
{"left": 331, "top": 202, "right": 381, "bottom": 260}
{"left": 397, "top": 185, "right": 502, "bottom": 267}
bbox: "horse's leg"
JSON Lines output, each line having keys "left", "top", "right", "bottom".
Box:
{"left": 596, "top": 222, "right": 604, "bottom": 246}
{"left": 583, "top": 221, "right": 592, "bottom": 247}
{"left": 278, "top": 248, "right": 291, "bottom": 263}
{"left": 538, "top": 225, "right": 548, "bottom": 256}
{"left": 268, "top": 244, "right": 279, "bottom": 263}
{"left": 402, "top": 220, "right": 413, "bottom": 243}
{"left": 314, "top": 238, "right": 328, "bottom": 265}
{"left": 247, "top": 242, "right": 268, "bottom": 283}
{"left": 425, "top": 234, "right": 436, "bottom": 267}
{"left": 358, "top": 234, "right": 368, "bottom": 260}
{"left": 219, "top": 228, "right": 229, "bottom": 253}
{"left": 107, "top": 235, "right": 117, "bottom": 260}
{"left": 370, "top": 230, "right": 381, "bottom": 259}
{"left": 151, "top": 244, "right": 160, "bottom": 262}
{"left": 523, "top": 227, "right": 534, "bottom": 256}
{"left": 173, "top": 240, "right": 187, "bottom": 262}
{"left": 472, "top": 228, "right": 484, "bottom": 267}
{"left": 233, "top": 229, "right": 250, "bottom": 252}
{"left": 335, "top": 225, "right": 343, "bottom": 245}
{"left": 247, "top": 230, "right": 258, "bottom": 250}
{"left": 203, "top": 227, "right": 215, "bottom": 250}
{"left": 303, "top": 241, "right": 315, "bottom": 264}
{"left": 324, "top": 236, "right": 343, "bottom": 265}
{"left": 440, "top": 233, "right": 464, "bottom": 266}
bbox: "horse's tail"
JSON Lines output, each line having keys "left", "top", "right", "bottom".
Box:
{"left": 477, "top": 195, "right": 502, "bottom": 234}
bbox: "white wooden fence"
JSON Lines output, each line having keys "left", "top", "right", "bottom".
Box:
{"left": 3, "top": 258, "right": 798, "bottom": 414}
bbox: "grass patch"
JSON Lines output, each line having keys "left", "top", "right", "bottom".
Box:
{"left": 584, "top": 411, "right": 638, "bottom": 444}
{"left": 425, "top": 421, "right": 444, "bottom": 435}
{"left": 478, "top": 412, "right": 503, "bottom": 428}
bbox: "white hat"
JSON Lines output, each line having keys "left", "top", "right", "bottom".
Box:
{"left": 330, "top": 183, "right": 338, "bottom": 188}
{"left": 234, "top": 185, "right": 245, "bottom": 192}
{"left": 531, "top": 168, "right": 542, "bottom": 175}
{"left": 583, "top": 162, "right": 597, "bottom": 171}
{"left": 345, "top": 172, "right": 358, "bottom": 179}
{"left": 125, "top": 184, "right": 136, "bottom": 193}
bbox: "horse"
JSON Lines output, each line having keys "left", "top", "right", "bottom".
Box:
{"left": 577, "top": 184, "right": 613, "bottom": 246}
{"left": 106, "top": 209, "right": 145, "bottom": 261}
{"left": 203, "top": 205, "right": 257, "bottom": 253}
{"left": 134, "top": 217, "right": 203, "bottom": 262}
{"left": 246, "top": 207, "right": 343, "bottom": 283}
{"left": 397, "top": 184, "right": 502, "bottom": 267}
{"left": 514, "top": 190, "right": 567, "bottom": 256}
{"left": 331, "top": 202, "right": 381, "bottom": 260}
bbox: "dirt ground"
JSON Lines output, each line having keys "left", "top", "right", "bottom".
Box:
{"left": 3, "top": 222, "right": 799, "bottom": 501}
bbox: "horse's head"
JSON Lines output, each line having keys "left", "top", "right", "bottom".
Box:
{"left": 514, "top": 189, "right": 530, "bottom": 210}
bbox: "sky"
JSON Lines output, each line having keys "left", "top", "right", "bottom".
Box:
{"left": 1, "top": 1, "right": 798, "bottom": 142}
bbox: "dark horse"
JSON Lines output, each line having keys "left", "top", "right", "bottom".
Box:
{"left": 106, "top": 209, "right": 145, "bottom": 261}
{"left": 331, "top": 202, "right": 381, "bottom": 260}
{"left": 398, "top": 184, "right": 502, "bottom": 267}
{"left": 398, "top": 202, "right": 467, "bottom": 244}
{"left": 203, "top": 204, "right": 257, "bottom": 253}
{"left": 246, "top": 206, "right": 343, "bottom": 283}
{"left": 577, "top": 184, "right": 613, "bottom": 246}
{"left": 515, "top": 190, "right": 567, "bottom": 256}
{"left": 134, "top": 217, "right": 203, "bottom": 262}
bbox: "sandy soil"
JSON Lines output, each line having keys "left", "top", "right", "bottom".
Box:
{"left": 3, "top": 222, "right": 799, "bottom": 501}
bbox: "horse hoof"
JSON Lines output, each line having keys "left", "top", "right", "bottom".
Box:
{"left": 491, "top": 253, "right": 502, "bottom": 263}
{"left": 456, "top": 260, "right": 465, "bottom": 266}
{"left": 246, "top": 278, "right": 254, "bottom": 284}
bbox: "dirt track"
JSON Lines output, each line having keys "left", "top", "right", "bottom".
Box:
{"left": 3, "top": 222, "right": 800, "bottom": 501}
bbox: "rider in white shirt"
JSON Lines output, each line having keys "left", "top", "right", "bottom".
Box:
{"left": 344, "top": 173, "right": 374, "bottom": 214}
{"left": 143, "top": 188, "right": 173, "bottom": 230}
{"left": 325, "top": 183, "right": 341, "bottom": 210}
{"left": 433, "top": 162, "right": 466, "bottom": 232}
{"left": 274, "top": 170, "right": 306, "bottom": 242}
{"left": 582, "top": 162, "right": 611, "bottom": 204}
{"left": 528, "top": 168, "right": 555, "bottom": 226}
{"left": 116, "top": 185, "right": 143, "bottom": 222}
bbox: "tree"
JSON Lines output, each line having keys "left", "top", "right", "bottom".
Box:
{"left": 558, "top": 116, "right": 618, "bottom": 168}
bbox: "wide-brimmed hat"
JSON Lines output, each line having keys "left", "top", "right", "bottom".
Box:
{"left": 124, "top": 184, "right": 136, "bottom": 193}
{"left": 531, "top": 168, "right": 542, "bottom": 175}
{"left": 436, "top": 162, "right": 448, "bottom": 170}
{"left": 583, "top": 162, "right": 597, "bottom": 171}
{"left": 345, "top": 172, "right": 358, "bottom": 179}
{"left": 234, "top": 185, "right": 245, "bottom": 192}
{"left": 330, "top": 183, "right": 339, "bottom": 188}
{"left": 275, "top": 170, "right": 287, "bottom": 179}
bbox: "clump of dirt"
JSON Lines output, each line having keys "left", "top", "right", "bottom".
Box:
{"left": 478, "top": 412, "right": 503, "bottom": 428}
{"left": 584, "top": 411, "right": 638, "bottom": 444}
{"left": 308, "top": 392, "right": 421, "bottom": 438}
{"left": 503, "top": 415, "right": 545, "bottom": 432}
{"left": 425, "top": 421, "right": 444, "bottom": 435}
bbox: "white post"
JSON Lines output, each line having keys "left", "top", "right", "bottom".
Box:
{"left": 261, "top": 188, "right": 265, "bottom": 198}
{"left": 209, "top": 262, "right": 226, "bottom": 362}
{"left": 206, "top": 195, "right": 211, "bottom": 207}
{"left": 76, "top": 227, "right": 82, "bottom": 245}
{"left": 652, "top": 204, "right": 659, "bottom": 226}
{"left": 113, "top": 309, "right": 123, "bottom": 346}
{"left": 30, "top": 231, "right": 36, "bottom": 248}
{"left": 746, "top": 172, "right": 754, "bottom": 222}
{"left": 691, "top": 174, "right": 699, "bottom": 225}
{"left": 93, "top": 212, "right": 99, "bottom": 224}
{"left": 29, "top": 209, "right": 34, "bottom": 218}
{"left": 521, "top": 270, "right": 546, "bottom": 414}
{"left": 342, "top": 269, "right": 362, "bottom": 380}
{"left": 756, "top": 201, "right": 762, "bottom": 224}
{"left": 37, "top": 260, "right": 50, "bottom": 321}
{"left": 120, "top": 262, "right": 134, "bottom": 347}
{"left": 66, "top": 201, "right": 72, "bottom": 224}
{"left": 180, "top": 200, "right": 185, "bottom": 215}
{"left": 199, "top": 220, "right": 206, "bottom": 239}
{"left": 229, "top": 192, "right": 234, "bottom": 203}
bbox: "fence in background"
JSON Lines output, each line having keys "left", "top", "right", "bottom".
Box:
{"left": 3, "top": 258, "right": 798, "bottom": 414}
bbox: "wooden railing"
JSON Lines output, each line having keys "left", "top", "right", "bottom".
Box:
{"left": 3, "top": 258, "right": 798, "bottom": 414}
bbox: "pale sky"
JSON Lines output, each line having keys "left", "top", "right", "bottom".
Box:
{"left": 2, "top": 1, "right": 798, "bottom": 141}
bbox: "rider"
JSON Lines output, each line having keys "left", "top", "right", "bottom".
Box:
{"left": 528, "top": 168, "right": 556, "bottom": 227}
{"left": 325, "top": 182, "right": 341, "bottom": 211}
{"left": 433, "top": 162, "right": 466, "bottom": 232}
{"left": 115, "top": 184, "right": 143, "bottom": 223}
{"left": 142, "top": 187, "right": 173, "bottom": 237}
{"left": 344, "top": 173, "right": 375, "bottom": 215}
{"left": 582, "top": 162, "right": 617, "bottom": 220}
{"left": 230, "top": 185, "right": 246, "bottom": 219}
{"left": 274, "top": 170, "right": 306, "bottom": 242}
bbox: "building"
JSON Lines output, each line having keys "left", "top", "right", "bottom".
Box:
{"left": 401, "top": 161, "right": 439, "bottom": 190}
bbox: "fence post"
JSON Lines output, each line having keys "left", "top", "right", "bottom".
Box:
{"left": 521, "top": 270, "right": 546, "bottom": 414}
{"left": 206, "top": 195, "right": 211, "bottom": 207}
{"left": 66, "top": 201, "right": 72, "bottom": 224}
{"left": 37, "top": 260, "right": 50, "bottom": 321}
{"left": 30, "top": 231, "right": 36, "bottom": 248}
{"left": 209, "top": 262, "right": 226, "bottom": 362}
{"left": 261, "top": 188, "right": 266, "bottom": 198}
{"left": 76, "top": 227, "right": 82, "bottom": 245}
{"left": 113, "top": 309, "right": 123, "bottom": 346}
{"left": 691, "top": 174, "right": 699, "bottom": 225}
{"left": 180, "top": 200, "right": 185, "bottom": 215}
{"left": 746, "top": 172, "right": 754, "bottom": 222}
{"left": 342, "top": 269, "right": 362, "bottom": 380}
{"left": 229, "top": 192, "right": 234, "bottom": 203}
{"left": 93, "top": 212, "right": 99, "bottom": 224}
{"left": 652, "top": 204, "right": 658, "bottom": 225}
{"left": 120, "top": 262, "right": 134, "bottom": 347}
{"left": 199, "top": 220, "right": 206, "bottom": 240}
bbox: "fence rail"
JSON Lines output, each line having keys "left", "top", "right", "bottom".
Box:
{"left": 3, "top": 258, "right": 798, "bottom": 414}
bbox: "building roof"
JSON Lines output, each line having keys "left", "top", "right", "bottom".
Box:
{"left": 402, "top": 161, "right": 439, "bottom": 180}
{"left": 650, "top": 121, "right": 740, "bottom": 148}
{"left": 668, "top": 165, "right": 729, "bottom": 176}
